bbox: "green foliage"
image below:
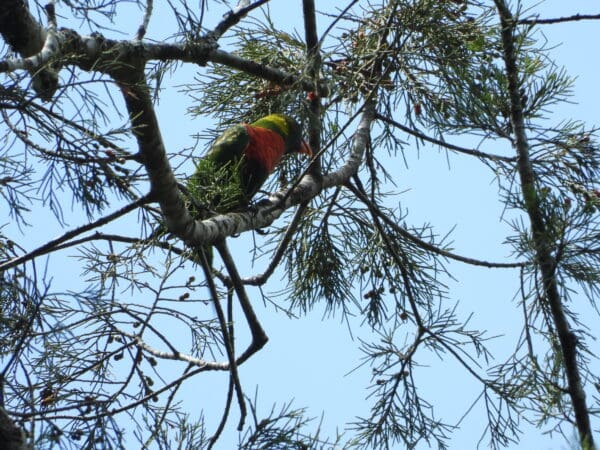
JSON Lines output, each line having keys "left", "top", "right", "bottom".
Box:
{"left": 187, "top": 156, "right": 246, "bottom": 214}
{"left": 0, "top": 73, "right": 135, "bottom": 224}
{"left": 240, "top": 399, "right": 342, "bottom": 450}
{"left": 286, "top": 205, "right": 355, "bottom": 315}
{"left": 188, "top": 14, "right": 310, "bottom": 127}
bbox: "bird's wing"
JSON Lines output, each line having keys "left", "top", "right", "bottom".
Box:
{"left": 206, "top": 124, "right": 250, "bottom": 165}
{"left": 188, "top": 124, "right": 251, "bottom": 213}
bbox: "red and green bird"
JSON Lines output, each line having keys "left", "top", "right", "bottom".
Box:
{"left": 187, "top": 113, "right": 312, "bottom": 216}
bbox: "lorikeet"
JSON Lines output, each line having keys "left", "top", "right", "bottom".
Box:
{"left": 188, "top": 113, "right": 312, "bottom": 214}
{"left": 186, "top": 113, "right": 312, "bottom": 263}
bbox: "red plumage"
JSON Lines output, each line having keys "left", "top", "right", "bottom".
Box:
{"left": 242, "top": 124, "right": 287, "bottom": 173}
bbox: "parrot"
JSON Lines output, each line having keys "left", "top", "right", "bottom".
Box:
{"left": 185, "top": 113, "right": 312, "bottom": 264}
{"left": 187, "top": 113, "right": 312, "bottom": 214}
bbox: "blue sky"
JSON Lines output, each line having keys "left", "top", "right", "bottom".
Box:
{"left": 4, "top": 1, "right": 600, "bottom": 449}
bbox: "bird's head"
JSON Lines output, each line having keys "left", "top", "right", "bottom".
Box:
{"left": 251, "top": 114, "right": 313, "bottom": 157}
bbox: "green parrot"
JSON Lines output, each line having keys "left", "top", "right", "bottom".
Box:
{"left": 186, "top": 113, "right": 312, "bottom": 263}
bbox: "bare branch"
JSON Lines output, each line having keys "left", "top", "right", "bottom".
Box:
{"left": 212, "top": 0, "right": 270, "bottom": 41}
{"left": 519, "top": 13, "right": 600, "bottom": 25}
{"left": 303, "top": 0, "right": 322, "bottom": 175}
{"left": 376, "top": 113, "right": 516, "bottom": 163}
{"left": 135, "top": 0, "right": 154, "bottom": 40}
{"left": 244, "top": 203, "right": 308, "bottom": 286}
{"left": 0, "top": 0, "right": 57, "bottom": 100}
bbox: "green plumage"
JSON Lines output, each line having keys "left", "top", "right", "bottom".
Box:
{"left": 187, "top": 124, "right": 251, "bottom": 214}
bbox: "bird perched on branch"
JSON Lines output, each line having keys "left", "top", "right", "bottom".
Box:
{"left": 187, "top": 113, "right": 312, "bottom": 216}
{"left": 186, "top": 113, "right": 312, "bottom": 264}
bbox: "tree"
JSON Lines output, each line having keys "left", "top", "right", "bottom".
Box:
{"left": 0, "top": 0, "right": 598, "bottom": 449}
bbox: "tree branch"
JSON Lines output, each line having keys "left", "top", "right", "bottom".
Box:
{"left": 134, "top": 0, "right": 153, "bottom": 40}
{"left": 244, "top": 203, "right": 308, "bottom": 286}
{"left": 0, "top": 0, "right": 57, "bottom": 100}
{"left": 196, "top": 245, "right": 248, "bottom": 433}
{"left": 0, "top": 8, "right": 326, "bottom": 95}
{"left": 376, "top": 113, "right": 516, "bottom": 163}
{"left": 214, "top": 241, "right": 267, "bottom": 365}
{"left": 494, "top": 2, "right": 595, "bottom": 448}
{"left": 519, "top": 13, "right": 600, "bottom": 25}
{"left": 212, "top": 0, "right": 270, "bottom": 41}
{"left": 303, "top": 0, "right": 322, "bottom": 175}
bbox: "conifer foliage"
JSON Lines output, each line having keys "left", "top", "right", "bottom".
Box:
{"left": 0, "top": 1, "right": 599, "bottom": 449}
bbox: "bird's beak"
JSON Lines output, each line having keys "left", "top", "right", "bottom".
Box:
{"left": 299, "top": 139, "right": 313, "bottom": 157}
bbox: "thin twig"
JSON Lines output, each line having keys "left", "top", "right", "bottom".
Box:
{"left": 347, "top": 180, "right": 526, "bottom": 269}
{"left": 0, "top": 196, "right": 150, "bottom": 271}
{"left": 519, "top": 13, "right": 600, "bottom": 25}
{"left": 244, "top": 203, "right": 308, "bottom": 285}
{"left": 376, "top": 113, "right": 515, "bottom": 163}
{"left": 317, "top": 0, "right": 360, "bottom": 48}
